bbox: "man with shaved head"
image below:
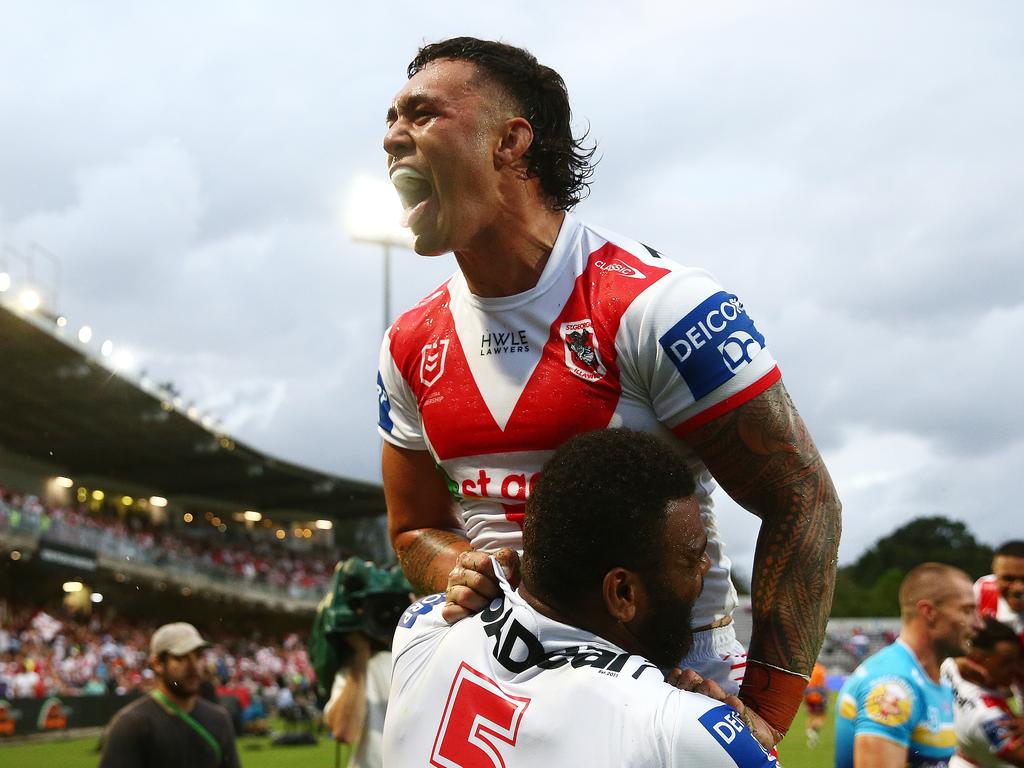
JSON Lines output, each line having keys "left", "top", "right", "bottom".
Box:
{"left": 836, "top": 563, "right": 984, "bottom": 768}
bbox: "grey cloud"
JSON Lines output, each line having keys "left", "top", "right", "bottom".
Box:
{"left": 2, "top": 1, "right": 1022, "bottom": 571}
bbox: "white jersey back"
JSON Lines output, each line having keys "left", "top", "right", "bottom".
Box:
{"left": 382, "top": 569, "right": 777, "bottom": 767}
{"left": 378, "top": 214, "right": 780, "bottom": 627}
{"left": 941, "top": 659, "right": 1017, "bottom": 768}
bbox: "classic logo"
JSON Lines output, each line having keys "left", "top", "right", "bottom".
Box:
{"left": 559, "top": 320, "right": 606, "bottom": 382}
{"left": 593, "top": 259, "right": 645, "bottom": 279}
{"left": 718, "top": 331, "right": 763, "bottom": 374}
{"left": 419, "top": 339, "right": 449, "bottom": 387}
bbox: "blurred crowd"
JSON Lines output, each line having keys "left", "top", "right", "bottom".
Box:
{"left": 0, "top": 597, "right": 316, "bottom": 726}
{"left": 0, "top": 486, "right": 334, "bottom": 600}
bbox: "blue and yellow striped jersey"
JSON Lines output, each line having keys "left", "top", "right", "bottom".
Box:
{"left": 835, "top": 640, "right": 955, "bottom": 768}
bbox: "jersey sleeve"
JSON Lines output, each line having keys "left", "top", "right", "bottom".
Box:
{"left": 392, "top": 593, "right": 449, "bottom": 659}
{"left": 617, "top": 267, "right": 780, "bottom": 437}
{"left": 662, "top": 697, "right": 778, "bottom": 767}
{"left": 846, "top": 675, "right": 919, "bottom": 748}
{"left": 377, "top": 330, "right": 427, "bottom": 450}
{"left": 976, "top": 705, "right": 1016, "bottom": 759}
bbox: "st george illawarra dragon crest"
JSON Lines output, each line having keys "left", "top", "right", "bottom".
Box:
{"left": 559, "top": 320, "right": 607, "bottom": 382}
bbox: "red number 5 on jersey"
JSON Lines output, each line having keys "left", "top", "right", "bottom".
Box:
{"left": 430, "top": 662, "right": 531, "bottom": 768}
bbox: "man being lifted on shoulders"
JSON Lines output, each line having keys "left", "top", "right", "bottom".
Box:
{"left": 376, "top": 35, "right": 841, "bottom": 743}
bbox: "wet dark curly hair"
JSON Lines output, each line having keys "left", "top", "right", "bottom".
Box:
{"left": 522, "top": 428, "right": 696, "bottom": 607}
{"left": 407, "top": 37, "right": 597, "bottom": 211}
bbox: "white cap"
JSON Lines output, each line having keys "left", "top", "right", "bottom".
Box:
{"left": 150, "top": 622, "right": 209, "bottom": 657}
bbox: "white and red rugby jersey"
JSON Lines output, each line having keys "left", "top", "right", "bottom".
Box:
{"left": 941, "top": 658, "right": 1018, "bottom": 768}
{"left": 975, "top": 576, "right": 1024, "bottom": 640}
{"left": 377, "top": 214, "right": 780, "bottom": 627}
{"left": 382, "top": 567, "right": 777, "bottom": 767}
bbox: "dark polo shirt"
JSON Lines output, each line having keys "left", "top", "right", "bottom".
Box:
{"left": 100, "top": 694, "right": 240, "bottom": 768}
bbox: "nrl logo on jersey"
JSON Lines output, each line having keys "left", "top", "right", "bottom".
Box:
{"left": 559, "top": 320, "right": 607, "bottom": 382}
{"left": 419, "top": 339, "right": 449, "bottom": 387}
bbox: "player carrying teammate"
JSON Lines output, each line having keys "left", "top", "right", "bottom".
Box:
{"left": 942, "top": 617, "right": 1024, "bottom": 768}
{"left": 835, "top": 563, "right": 983, "bottom": 768}
{"left": 382, "top": 428, "right": 777, "bottom": 766}
{"left": 376, "top": 35, "right": 841, "bottom": 743}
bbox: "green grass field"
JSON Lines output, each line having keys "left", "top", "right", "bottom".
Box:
{"left": 775, "top": 694, "right": 837, "bottom": 768}
{"left": 2, "top": 697, "right": 836, "bottom": 767}
{"left": 0, "top": 730, "right": 351, "bottom": 768}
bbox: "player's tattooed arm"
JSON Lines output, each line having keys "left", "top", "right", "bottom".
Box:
{"left": 382, "top": 441, "right": 472, "bottom": 595}
{"left": 683, "top": 379, "right": 842, "bottom": 677}
{"left": 394, "top": 529, "right": 472, "bottom": 595}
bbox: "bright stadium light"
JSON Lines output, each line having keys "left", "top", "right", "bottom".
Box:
{"left": 149, "top": 496, "right": 168, "bottom": 508}
{"left": 121, "top": 495, "right": 134, "bottom": 506}
{"left": 243, "top": 510, "right": 262, "bottom": 522}
{"left": 0, "top": 272, "right": 10, "bottom": 292}
{"left": 18, "top": 289, "right": 41, "bottom": 311}
{"left": 347, "top": 175, "right": 414, "bottom": 335}
{"left": 315, "top": 519, "right": 333, "bottom": 530}
{"left": 63, "top": 581, "right": 83, "bottom": 593}
{"left": 55, "top": 476, "right": 74, "bottom": 488}
{"left": 275, "top": 529, "right": 286, "bottom": 540}
{"left": 347, "top": 176, "right": 413, "bottom": 247}
{"left": 91, "top": 490, "right": 105, "bottom": 501}
{"left": 91, "top": 593, "right": 104, "bottom": 604}
{"left": 56, "top": 315, "right": 67, "bottom": 328}
{"left": 187, "top": 406, "right": 200, "bottom": 420}
{"left": 78, "top": 325, "right": 93, "bottom": 343}
{"left": 112, "top": 350, "right": 135, "bottom": 372}
{"left": 100, "top": 340, "right": 114, "bottom": 357}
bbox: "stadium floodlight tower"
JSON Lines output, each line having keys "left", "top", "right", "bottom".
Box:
{"left": 346, "top": 176, "right": 414, "bottom": 335}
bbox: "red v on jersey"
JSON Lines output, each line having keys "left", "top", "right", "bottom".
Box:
{"left": 387, "top": 243, "right": 670, "bottom": 461}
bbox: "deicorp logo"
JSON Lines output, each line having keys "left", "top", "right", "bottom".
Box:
{"left": 376, "top": 372, "right": 393, "bottom": 433}
{"left": 698, "top": 705, "right": 777, "bottom": 767}
{"left": 658, "top": 292, "right": 766, "bottom": 400}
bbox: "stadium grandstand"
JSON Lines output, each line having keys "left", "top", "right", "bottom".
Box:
{"left": 0, "top": 272, "right": 915, "bottom": 763}
{"left": 0, "top": 286, "right": 388, "bottom": 743}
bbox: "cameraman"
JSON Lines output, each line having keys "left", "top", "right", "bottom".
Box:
{"left": 323, "top": 631, "right": 392, "bottom": 768}
{"left": 317, "top": 560, "right": 412, "bottom": 768}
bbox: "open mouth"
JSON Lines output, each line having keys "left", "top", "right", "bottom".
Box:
{"left": 390, "top": 167, "right": 434, "bottom": 229}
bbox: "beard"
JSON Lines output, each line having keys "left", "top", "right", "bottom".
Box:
{"left": 632, "top": 575, "right": 698, "bottom": 669}
{"left": 163, "top": 671, "right": 200, "bottom": 698}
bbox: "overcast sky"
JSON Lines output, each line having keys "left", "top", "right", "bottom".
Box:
{"left": 2, "top": 2, "right": 1020, "bottom": 578}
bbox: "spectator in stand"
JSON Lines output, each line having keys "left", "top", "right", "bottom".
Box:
{"left": 849, "top": 627, "right": 870, "bottom": 660}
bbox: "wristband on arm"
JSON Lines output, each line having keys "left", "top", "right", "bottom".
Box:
{"left": 738, "top": 659, "right": 809, "bottom": 735}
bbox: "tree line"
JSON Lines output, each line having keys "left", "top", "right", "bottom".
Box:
{"left": 828, "top": 516, "right": 994, "bottom": 617}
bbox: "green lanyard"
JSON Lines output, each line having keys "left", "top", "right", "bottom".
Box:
{"left": 150, "top": 689, "right": 223, "bottom": 765}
